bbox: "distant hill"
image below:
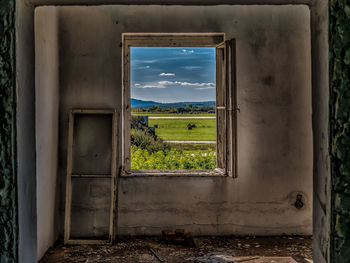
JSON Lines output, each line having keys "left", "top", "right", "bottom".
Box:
{"left": 131, "top": 98, "right": 216, "bottom": 108}
{"left": 131, "top": 98, "right": 162, "bottom": 108}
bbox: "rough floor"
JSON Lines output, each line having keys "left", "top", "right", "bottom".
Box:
{"left": 40, "top": 236, "right": 312, "bottom": 263}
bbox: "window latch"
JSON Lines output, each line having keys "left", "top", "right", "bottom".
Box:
{"left": 216, "top": 106, "right": 226, "bottom": 110}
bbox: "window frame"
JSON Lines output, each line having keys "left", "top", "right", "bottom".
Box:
{"left": 121, "top": 33, "right": 234, "bottom": 177}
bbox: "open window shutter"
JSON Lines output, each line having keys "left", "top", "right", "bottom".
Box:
{"left": 226, "top": 39, "right": 237, "bottom": 178}
{"left": 216, "top": 39, "right": 237, "bottom": 176}
{"left": 216, "top": 43, "right": 226, "bottom": 170}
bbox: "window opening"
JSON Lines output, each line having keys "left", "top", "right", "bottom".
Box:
{"left": 122, "top": 33, "right": 235, "bottom": 176}
{"left": 130, "top": 47, "right": 217, "bottom": 171}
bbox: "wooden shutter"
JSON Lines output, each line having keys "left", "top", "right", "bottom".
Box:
{"left": 216, "top": 39, "right": 237, "bottom": 177}
{"left": 226, "top": 39, "right": 238, "bottom": 178}
{"left": 216, "top": 43, "right": 226, "bottom": 170}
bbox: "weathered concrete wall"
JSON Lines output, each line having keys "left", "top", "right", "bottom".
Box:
{"left": 330, "top": 0, "right": 350, "bottom": 262}
{"left": 53, "top": 5, "right": 313, "bottom": 236}
{"left": 0, "top": 0, "right": 17, "bottom": 262}
{"left": 311, "top": 0, "right": 330, "bottom": 262}
{"left": 35, "top": 7, "right": 60, "bottom": 260}
{"left": 16, "top": 0, "right": 37, "bottom": 261}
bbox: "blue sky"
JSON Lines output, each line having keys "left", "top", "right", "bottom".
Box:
{"left": 130, "top": 47, "right": 216, "bottom": 103}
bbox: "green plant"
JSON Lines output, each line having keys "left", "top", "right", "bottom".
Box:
{"left": 130, "top": 115, "right": 156, "bottom": 138}
{"left": 131, "top": 129, "right": 169, "bottom": 154}
{"left": 131, "top": 145, "right": 216, "bottom": 170}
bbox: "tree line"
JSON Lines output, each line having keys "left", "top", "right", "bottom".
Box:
{"left": 131, "top": 105, "right": 216, "bottom": 114}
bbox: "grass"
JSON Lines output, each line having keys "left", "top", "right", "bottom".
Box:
{"left": 132, "top": 113, "right": 216, "bottom": 117}
{"left": 149, "top": 118, "right": 216, "bottom": 141}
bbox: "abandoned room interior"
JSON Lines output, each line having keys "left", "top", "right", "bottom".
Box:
{"left": 37, "top": 4, "right": 314, "bottom": 262}
{"left": 4, "top": 0, "right": 348, "bottom": 262}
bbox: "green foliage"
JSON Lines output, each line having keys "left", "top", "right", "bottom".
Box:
{"left": 131, "top": 115, "right": 156, "bottom": 138}
{"left": 131, "top": 145, "right": 216, "bottom": 170}
{"left": 130, "top": 113, "right": 216, "bottom": 169}
{"left": 130, "top": 115, "right": 147, "bottom": 129}
{"left": 131, "top": 129, "right": 169, "bottom": 154}
{"left": 130, "top": 115, "right": 169, "bottom": 154}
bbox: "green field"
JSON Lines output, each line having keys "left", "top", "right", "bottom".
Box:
{"left": 130, "top": 113, "right": 216, "bottom": 169}
{"left": 132, "top": 113, "right": 216, "bottom": 117}
{"left": 148, "top": 118, "right": 216, "bottom": 141}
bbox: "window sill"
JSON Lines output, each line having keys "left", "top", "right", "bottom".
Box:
{"left": 120, "top": 168, "right": 227, "bottom": 177}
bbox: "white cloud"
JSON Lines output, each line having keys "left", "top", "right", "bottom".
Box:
{"left": 136, "top": 66, "right": 150, "bottom": 70}
{"left": 134, "top": 80, "right": 215, "bottom": 90}
{"left": 181, "top": 49, "right": 194, "bottom": 54}
{"left": 159, "top": 73, "right": 175, "bottom": 76}
{"left": 182, "top": 66, "right": 201, "bottom": 70}
{"left": 140, "top": 85, "right": 166, "bottom": 89}
{"left": 135, "top": 83, "right": 167, "bottom": 89}
{"left": 158, "top": 80, "right": 215, "bottom": 88}
{"left": 195, "top": 87, "right": 216, "bottom": 90}
{"left": 158, "top": 81, "right": 174, "bottom": 85}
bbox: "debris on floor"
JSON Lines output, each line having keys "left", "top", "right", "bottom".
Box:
{"left": 39, "top": 236, "right": 312, "bottom": 263}
{"left": 186, "top": 255, "right": 299, "bottom": 263}
{"left": 162, "top": 229, "right": 196, "bottom": 247}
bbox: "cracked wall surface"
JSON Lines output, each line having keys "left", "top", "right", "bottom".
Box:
{"left": 330, "top": 0, "right": 350, "bottom": 262}
{"left": 0, "top": 0, "right": 17, "bottom": 262}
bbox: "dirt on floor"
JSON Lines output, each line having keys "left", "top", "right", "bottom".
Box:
{"left": 40, "top": 236, "right": 312, "bottom": 263}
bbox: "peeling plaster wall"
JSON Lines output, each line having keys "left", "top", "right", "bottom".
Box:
{"left": 35, "top": 7, "right": 60, "bottom": 260}
{"left": 52, "top": 5, "right": 313, "bottom": 236}
{"left": 0, "top": 0, "right": 17, "bottom": 262}
{"left": 330, "top": 0, "right": 350, "bottom": 262}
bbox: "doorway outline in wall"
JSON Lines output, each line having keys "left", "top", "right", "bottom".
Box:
{"left": 64, "top": 109, "right": 117, "bottom": 245}
{"left": 121, "top": 33, "right": 238, "bottom": 177}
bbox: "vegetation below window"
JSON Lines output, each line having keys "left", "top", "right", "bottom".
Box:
{"left": 130, "top": 115, "right": 216, "bottom": 170}
{"left": 131, "top": 145, "right": 216, "bottom": 170}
